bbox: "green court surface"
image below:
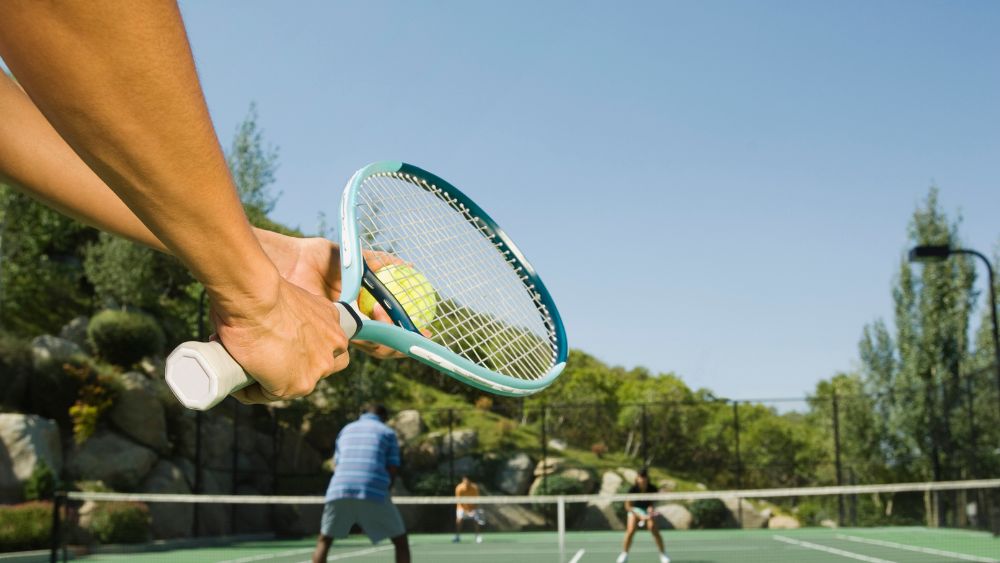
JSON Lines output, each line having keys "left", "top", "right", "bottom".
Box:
{"left": 70, "top": 528, "right": 1000, "bottom": 563}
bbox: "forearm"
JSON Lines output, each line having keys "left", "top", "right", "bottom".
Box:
{"left": 0, "top": 73, "right": 166, "bottom": 251}
{"left": 0, "top": 1, "right": 276, "bottom": 312}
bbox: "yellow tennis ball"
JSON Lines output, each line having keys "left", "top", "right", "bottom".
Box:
{"left": 357, "top": 264, "right": 437, "bottom": 330}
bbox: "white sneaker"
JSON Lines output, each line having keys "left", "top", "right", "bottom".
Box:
{"left": 659, "top": 553, "right": 670, "bottom": 563}
{"left": 616, "top": 552, "right": 628, "bottom": 563}
{"left": 475, "top": 535, "right": 483, "bottom": 544}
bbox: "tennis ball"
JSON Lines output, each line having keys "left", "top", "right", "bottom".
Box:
{"left": 358, "top": 264, "right": 438, "bottom": 330}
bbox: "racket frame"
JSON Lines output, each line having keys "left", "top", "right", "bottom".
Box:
{"left": 339, "top": 161, "right": 567, "bottom": 396}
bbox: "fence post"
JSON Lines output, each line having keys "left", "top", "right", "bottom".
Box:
{"left": 732, "top": 400, "right": 743, "bottom": 527}
{"left": 832, "top": 390, "right": 845, "bottom": 526}
{"left": 641, "top": 404, "right": 648, "bottom": 465}
{"left": 447, "top": 408, "right": 455, "bottom": 487}
{"left": 557, "top": 495, "right": 566, "bottom": 563}
{"left": 49, "top": 491, "right": 63, "bottom": 563}
{"left": 541, "top": 405, "right": 548, "bottom": 494}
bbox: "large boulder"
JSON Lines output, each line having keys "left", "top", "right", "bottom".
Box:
{"left": 768, "top": 514, "right": 801, "bottom": 529}
{"left": 559, "top": 468, "right": 596, "bottom": 494}
{"left": 0, "top": 414, "right": 63, "bottom": 502}
{"left": 139, "top": 460, "right": 192, "bottom": 538}
{"left": 655, "top": 503, "right": 692, "bottom": 530}
{"left": 617, "top": 467, "right": 638, "bottom": 485}
{"left": 66, "top": 429, "right": 157, "bottom": 490}
{"left": 495, "top": 453, "right": 533, "bottom": 495}
{"left": 108, "top": 371, "right": 170, "bottom": 453}
{"left": 440, "top": 429, "right": 478, "bottom": 458}
{"left": 534, "top": 457, "right": 565, "bottom": 477}
{"left": 724, "top": 498, "right": 769, "bottom": 529}
{"left": 482, "top": 501, "right": 546, "bottom": 531}
{"left": 578, "top": 471, "right": 625, "bottom": 530}
{"left": 59, "top": 317, "right": 91, "bottom": 352}
{"left": 30, "top": 335, "right": 83, "bottom": 371}
{"left": 438, "top": 456, "right": 479, "bottom": 478}
{"left": 390, "top": 410, "right": 424, "bottom": 442}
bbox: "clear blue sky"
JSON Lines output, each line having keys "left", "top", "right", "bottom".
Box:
{"left": 46, "top": 2, "right": 1000, "bottom": 400}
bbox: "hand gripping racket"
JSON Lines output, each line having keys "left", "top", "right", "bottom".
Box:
{"left": 165, "top": 161, "right": 568, "bottom": 410}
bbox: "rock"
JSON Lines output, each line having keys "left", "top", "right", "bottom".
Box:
{"left": 534, "top": 457, "right": 565, "bottom": 477}
{"left": 59, "top": 317, "right": 91, "bottom": 352}
{"left": 277, "top": 427, "right": 324, "bottom": 475}
{"left": 723, "top": 498, "right": 769, "bottom": 528}
{"left": 768, "top": 515, "right": 801, "bottom": 529}
{"left": 658, "top": 479, "right": 677, "bottom": 492}
{"left": 438, "top": 456, "right": 479, "bottom": 478}
{"left": 617, "top": 467, "right": 638, "bottom": 485}
{"left": 108, "top": 371, "right": 170, "bottom": 453}
{"left": 495, "top": 453, "right": 533, "bottom": 495}
{"left": 139, "top": 461, "right": 192, "bottom": 538}
{"left": 195, "top": 471, "right": 231, "bottom": 535}
{"left": 440, "top": 429, "right": 478, "bottom": 458}
{"left": 30, "top": 335, "right": 83, "bottom": 371}
{"left": 655, "top": 503, "right": 692, "bottom": 530}
{"left": 0, "top": 414, "right": 63, "bottom": 502}
{"left": 390, "top": 410, "right": 424, "bottom": 442}
{"left": 547, "top": 438, "right": 567, "bottom": 452}
{"left": 233, "top": 484, "right": 270, "bottom": 534}
{"left": 66, "top": 429, "right": 157, "bottom": 490}
{"left": 558, "top": 468, "right": 596, "bottom": 494}
{"left": 820, "top": 518, "right": 838, "bottom": 529}
{"left": 578, "top": 471, "right": 625, "bottom": 530}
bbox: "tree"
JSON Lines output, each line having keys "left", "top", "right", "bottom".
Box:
{"left": 858, "top": 188, "right": 979, "bottom": 485}
{"left": 227, "top": 103, "right": 284, "bottom": 228}
{"left": 0, "top": 184, "right": 96, "bottom": 335}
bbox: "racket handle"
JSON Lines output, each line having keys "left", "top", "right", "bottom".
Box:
{"left": 165, "top": 302, "right": 361, "bottom": 410}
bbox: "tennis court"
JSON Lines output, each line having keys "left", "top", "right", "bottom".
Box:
{"left": 68, "top": 527, "right": 1000, "bottom": 563}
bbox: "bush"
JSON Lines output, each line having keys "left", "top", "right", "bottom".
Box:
{"left": 87, "top": 310, "right": 165, "bottom": 367}
{"left": 407, "top": 472, "right": 453, "bottom": 496}
{"left": 690, "top": 498, "right": 731, "bottom": 529}
{"left": 0, "top": 333, "right": 32, "bottom": 409}
{"left": 23, "top": 462, "right": 57, "bottom": 501}
{"left": 88, "top": 502, "right": 150, "bottom": 544}
{"left": 0, "top": 502, "right": 52, "bottom": 551}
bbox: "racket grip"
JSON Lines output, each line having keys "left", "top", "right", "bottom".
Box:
{"left": 165, "top": 302, "right": 361, "bottom": 410}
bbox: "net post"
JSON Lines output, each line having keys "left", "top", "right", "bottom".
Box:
{"left": 557, "top": 495, "right": 566, "bottom": 563}
{"left": 49, "top": 490, "right": 63, "bottom": 563}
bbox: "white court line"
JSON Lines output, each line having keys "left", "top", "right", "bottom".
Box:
{"left": 837, "top": 534, "right": 1000, "bottom": 563}
{"left": 295, "top": 544, "right": 395, "bottom": 562}
{"left": 568, "top": 548, "right": 586, "bottom": 563}
{"left": 219, "top": 547, "right": 315, "bottom": 563}
{"left": 773, "top": 535, "right": 898, "bottom": 563}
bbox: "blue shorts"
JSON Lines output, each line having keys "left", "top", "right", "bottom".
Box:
{"left": 321, "top": 498, "right": 406, "bottom": 544}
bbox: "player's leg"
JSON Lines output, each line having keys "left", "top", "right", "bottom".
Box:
{"left": 391, "top": 533, "right": 411, "bottom": 563}
{"left": 453, "top": 508, "right": 463, "bottom": 542}
{"left": 312, "top": 535, "right": 332, "bottom": 563}
{"left": 617, "top": 512, "right": 638, "bottom": 563}
{"left": 473, "top": 510, "right": 483, "bottom": 543}
{"left": 648, "top": 518, "right": 670, "bottom": 563}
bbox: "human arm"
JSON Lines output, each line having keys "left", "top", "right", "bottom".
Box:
{"left": 0, "top": 2, "right": 355, "bottom": 400}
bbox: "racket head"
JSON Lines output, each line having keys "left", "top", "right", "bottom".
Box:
{"left": 339, "top": 161, "right": 567, "bottom": 396}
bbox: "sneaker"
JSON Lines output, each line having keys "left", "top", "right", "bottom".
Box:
{"left": 475, "top": 535, "right": 483, "bottom": 544}
{"left": 659, "top": 553, "right": 670, "bottom": 563}
{"left": 451, "top": 535, "right": 460, "bottom": 543}
{"left": 615, "top": 552, "right": 628, "bottom": 563}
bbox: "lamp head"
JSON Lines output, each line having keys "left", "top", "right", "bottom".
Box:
{"left": 909, "top": 245, "right": 952, "bottom": 263}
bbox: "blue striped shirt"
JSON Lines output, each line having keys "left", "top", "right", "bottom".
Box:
{"left": 325, "top": 413, "right": 401, "bottom": 502}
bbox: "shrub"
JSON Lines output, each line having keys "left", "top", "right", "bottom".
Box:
{"left": 0, "top": 333, "right": 32, "bottom": 409}
{"left": 23, "top": 462, "right": 57, "bottom": 501}
{"left": 0, "top": 502, "right": 52, "bottom": 551}
{"left": 407, "top": 472, "right": 453, "bottom": 496}
{"left": 690, "top": 498, "right": 731, "bottom": 529}
{"left": 474, "top": 396, "right": 493, "bottom": 411}
{"left": 64, "top": 362, "right": 119, "bottom": 444}
{"left": 88, "top": 502, "right": 150, "bottom": 544}
{"left": 87, "top": 310, "right": 164, "bottom": 367}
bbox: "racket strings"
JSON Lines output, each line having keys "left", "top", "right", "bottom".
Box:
{"left": 356, "top": 173, "right": 557, "bottom": 381}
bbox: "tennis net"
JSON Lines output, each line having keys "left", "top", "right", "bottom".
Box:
{"left": 50, "top": 479, "right": 1000, "bottom": 562}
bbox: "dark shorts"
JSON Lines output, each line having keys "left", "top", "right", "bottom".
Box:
{"left": 320, "top": 498, "right": 406, "bottom": 544}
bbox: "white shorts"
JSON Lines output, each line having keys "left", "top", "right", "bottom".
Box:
{"left": 456, "top": 507, "right": 485, "bottom": 524}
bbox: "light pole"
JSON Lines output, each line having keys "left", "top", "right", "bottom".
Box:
{"left": 909, "top": 245, "right": 1000, "bottom": 420}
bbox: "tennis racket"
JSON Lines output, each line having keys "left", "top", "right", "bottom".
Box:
{"left": 165, "top": 161, "right": 568, "bottom": 410}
